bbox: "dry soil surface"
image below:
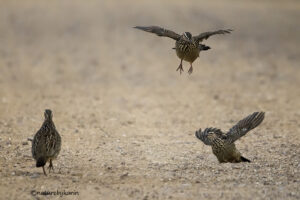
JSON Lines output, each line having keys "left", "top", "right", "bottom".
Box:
{"left": 0, "top": 0, "right": 299, "bottom": 199}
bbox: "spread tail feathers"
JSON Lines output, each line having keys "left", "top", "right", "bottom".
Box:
{"left": 241, "top": 156, "right": 251, "bottom": 162}
{"left": 36, "top": 157, "right": 47, "bottom": 167}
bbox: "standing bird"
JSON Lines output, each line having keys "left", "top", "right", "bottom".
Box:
{"left": 32, "top": 109, "right": 61, "bottom": 175}
{"left": 134, "top": 26, "right": 232, "bottom": 74}
{"left": 195, "top": 112, "right": 265, "bottom": 163}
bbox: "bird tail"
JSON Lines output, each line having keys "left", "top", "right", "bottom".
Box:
{"left": 241, "top": 156, "right": 251, "bottom": 162}
{"left": 199, "top": 44, "right": 210, "bottom": 51}
{"left": 36, "top": 157, "right": 47, "bottom": 167}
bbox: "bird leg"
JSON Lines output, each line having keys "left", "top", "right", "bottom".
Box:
{"left": 188, "top": 63, "right": 193, "bottom": 74}
{"left": 42, "top": 166, "right": 47, "bottom": 176}
{"left": 48, "top": 159, "right": 54, "bottom": 173}
{"left": 176, "top": 59, "right": 184, "bottom": 74}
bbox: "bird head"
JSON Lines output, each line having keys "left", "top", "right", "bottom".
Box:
{"left": 44, "top": 109, "right": 53, "bottom": 120}
{"left": 203, "top": 128, "right": 214, "bottom": 136}
{"left": 182, "top": 32, "right": 193, "bottom": 43}
{"left": 195, "top": 128, "right": 217, "bottom": 145}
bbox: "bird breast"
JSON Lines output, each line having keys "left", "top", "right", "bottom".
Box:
{"left": 175, "top": 41, "right": 199, "bottom": 63}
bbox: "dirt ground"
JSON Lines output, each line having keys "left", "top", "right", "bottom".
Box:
{"left": 0, "top": 0, "right": 299, "bottom": 199}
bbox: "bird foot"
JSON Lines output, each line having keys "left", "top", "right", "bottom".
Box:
{"left": 188, "top": 66, "right": 193, "bottom": 74}
{"left": 42, "top": 166, "right": 47, "bottom": 176}
{"left": 176, "top": 64, "right": 184, "bottom": 74}
{"left": 48, "top": 162, "right": 54, "bottom": 173}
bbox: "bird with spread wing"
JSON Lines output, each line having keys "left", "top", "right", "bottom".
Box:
{"left": 134, "top": 26, "right": 232, "bottom": 74}
{"left": 195, "top": 112, "right": 265, "bottom": 163}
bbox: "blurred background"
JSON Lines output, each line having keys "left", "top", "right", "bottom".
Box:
{"left": 0, "top": 0, "right": 299, "bottom": 199}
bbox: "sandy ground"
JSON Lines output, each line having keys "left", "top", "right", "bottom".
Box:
{"left": 0, "top": 0, "right": 299, "bottom": 199}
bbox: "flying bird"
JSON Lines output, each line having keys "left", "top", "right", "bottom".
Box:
{"left": 195, "top": 112, "right": 265, "bottom": 163}
{"left": 32, "top": 109, "right": 61, "bottom": 175}
{"left": 134, "top": 25, "right": 232, "bottom": 74}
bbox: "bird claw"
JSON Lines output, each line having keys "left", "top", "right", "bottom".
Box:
{"left": 48, "top": 162, "right": 54, "bottom": 173}
{"left": 188, "top": 66, "right": 193, "bottom": 74}
{"left": 176, "top": 64, "right": 184, "bottom": 74}
{"left": 42, "top": 166, "right": 47, "bottom": 176}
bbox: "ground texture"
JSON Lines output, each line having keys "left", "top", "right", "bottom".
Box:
{"left": 0, "top": 0, "right": 299, "bottom": 199}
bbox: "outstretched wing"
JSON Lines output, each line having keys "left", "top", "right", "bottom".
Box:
{"left": 226, "top": 112, "right": 265, "bottom": 143}
{"left": 195, "top": 128, "right": 225, "bottom": 146}
{"left": 134, "top": 26, "right": 181, "bottom": 41}
{"left": 193, "top": 29, "right": 233, "bottom": 43}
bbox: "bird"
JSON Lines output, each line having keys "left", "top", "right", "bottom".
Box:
{"left": 134, "top": 25, "right": 232, "bottom": 74}
{"left": 195, "top": 112, "right": 265, "bottom": 163}
{"left": 32, "top": 109, "right": 61, "bottom": 175}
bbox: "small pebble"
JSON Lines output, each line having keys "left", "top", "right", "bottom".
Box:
{"left": 120, "top": 172, "right": 129, "bottom": 179}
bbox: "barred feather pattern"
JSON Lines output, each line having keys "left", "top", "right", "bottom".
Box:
{"left": 196, "top": 127, "right": 244, "bottom": 163}
{"left": 226, "top": 112, "right": 265, "bottom": 144}
{"left": 195, "top": 112, "right": 265, "bottom": 163}
{"left": 175, "top": 39, "right": 200, "bottom": 63}
{"left": 193, "top": 29, "right": 233, "bottom": 43}
{"left": 32, "top": 110, "right": 61, "bottom": 167}
{"left": 195, "top": 128, "right": 225, "bottom": 146}
{"left": 134, "top": 26, "right": 232, "bottom": 69}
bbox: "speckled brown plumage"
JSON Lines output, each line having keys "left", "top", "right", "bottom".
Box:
{"left": 32, "top": 109, "right": 61, "bottom": 175}
{"left": 195, "top": 112, "right": 265, "bottom": 163}
{"left": 134, "top": 25, "right": 232, "bottom": 74}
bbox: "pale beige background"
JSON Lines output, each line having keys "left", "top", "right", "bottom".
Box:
{"left": 0, "top": 0, "right": 299, "bottom": 199}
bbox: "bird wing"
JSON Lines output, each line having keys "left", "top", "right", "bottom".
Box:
{"left": 195, "top": 127, "right": 225, "bottom": 146}
{"left": 134, "top": 26, "right": 181, "bottom": 41}
{"left": 226, "top": 112, "right": 265, "bottom": 143}
{"left": 193, "top": 29, "right": 233, "bottom": 43}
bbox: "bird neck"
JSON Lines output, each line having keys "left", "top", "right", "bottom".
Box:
{"left": 43, "top": 119, "right": 56, "bottom": 129}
